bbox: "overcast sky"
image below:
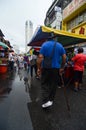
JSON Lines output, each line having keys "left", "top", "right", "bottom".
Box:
{"left": 0, "top": 0, "right": 53, "bottom": 52}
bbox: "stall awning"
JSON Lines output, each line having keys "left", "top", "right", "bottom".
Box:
{"left": 27, "top": 26, "right": 86, "bottom": 47}
{"left": 0, "top": 41, "right": 10, "bottom": 49}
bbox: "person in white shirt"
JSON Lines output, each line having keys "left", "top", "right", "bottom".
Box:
{"left": 8, "top": 53, "right": 14, "bottom": 71}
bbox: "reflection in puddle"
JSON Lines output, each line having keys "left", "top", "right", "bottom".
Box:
{"left": 18, "top": 68, "right": 24, "bottom": 81}
{"left": 0, "top": 71, "right": 16, "bottom": 97}
{"left": 0, "top": 87, "right": 12, "bottom": 95}
{"left": 23, "top": 76, "right": 30, "bottom": 93}
{"left": 27, "top": 78, "right": 41, "bottom": 103}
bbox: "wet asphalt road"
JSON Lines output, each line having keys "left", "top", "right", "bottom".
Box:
{"left": 0, "top": 68, "right": 86, "bottom": 130}
{"left": 0, "top": 70, "right": 33, "bottom": 130}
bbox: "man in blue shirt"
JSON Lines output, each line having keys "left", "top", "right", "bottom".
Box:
{"left": 37, "top": 37, "right": 66, "bottom": 108}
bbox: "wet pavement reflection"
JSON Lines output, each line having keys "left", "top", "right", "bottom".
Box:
{"left": 0, "top": 71, "right": 16, "bottom": 96}
{"left": 0, "top": 68, "right": 86, "bottom": 130}
{"left": 26, "top": 70, "right": 86, "bottom": 130}
{"left": 0, "top": 69, "right": 33, "bottom": 130}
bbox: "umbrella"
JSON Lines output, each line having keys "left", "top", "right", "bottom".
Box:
{"left": 27, "top": 26, "right": 86, "bottom": 47}
{"left": 0, "top": 41, "right": 10, "bottom": 49}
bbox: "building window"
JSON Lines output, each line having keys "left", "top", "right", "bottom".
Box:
{"left": 78, "top": 14, "right": 84, "bottom": 24}
{"left": 48, "top": 11, "right": 56, "bottom": 24}
{"left": 75, "top": 17, "right": 79, "bottom": 26}
{"left": 84, "top": 11, "right": 86, "bottom": 21}
{"left": 67, "top": 18, "right": 76, "bottom": 30}
{"left": 67, "top": 10, "right": 86, "bottom": 31}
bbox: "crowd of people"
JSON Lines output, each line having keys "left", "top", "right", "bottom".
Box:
{"left": 8, "top": 48, "right": 40, "bottom": 80}
{"left": 7, "top": 37, "right": 86, "bottom": 109}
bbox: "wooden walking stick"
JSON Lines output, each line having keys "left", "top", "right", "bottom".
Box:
{"left": 60, "top": 72, "right": 71, "bottom": 117}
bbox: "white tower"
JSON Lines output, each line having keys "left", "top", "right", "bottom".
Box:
{"left": 25, "top": 20, "right": 33, "bottom": 52}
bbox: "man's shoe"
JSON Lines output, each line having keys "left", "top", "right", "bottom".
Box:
{"left": 58, "top": 86, "right": 61, "bottom": 88}
{"left": 36, "top": 76, "right": 39, "bottom": 78}
{"left": 42, "top": 101, "right": 53, "bottom": 108}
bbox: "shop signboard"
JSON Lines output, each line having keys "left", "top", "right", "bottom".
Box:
{"left": 63, "top": 0, "right": 86, "bottom": 19}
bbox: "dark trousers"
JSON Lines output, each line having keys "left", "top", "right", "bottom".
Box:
{"left": 9, "top": 61, "right": 14, "bottom": 71}
{"left": 30, "top": 64, "right": 37, "bottom": 77}
{"left": 41, "top": 68, "right": 59, "bottom": 103}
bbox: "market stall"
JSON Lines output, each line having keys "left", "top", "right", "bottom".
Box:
{"left": 27, "top": 25, "right": 86, "bottom": 85}
{"left": 0, "top": 41, "right": 9, "bottom": 73}
{"left": 27, "top": 26, "right": 86, "bottom": 47}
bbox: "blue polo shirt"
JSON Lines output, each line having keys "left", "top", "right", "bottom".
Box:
{"left": 40, "top": 40, "right": 66, "bottom": 68}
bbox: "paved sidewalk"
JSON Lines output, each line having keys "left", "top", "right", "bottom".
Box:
{"left": 27, "top": 69, "right": 86, "bottom": 130}
{"left": 0, "top": 68, "right": 86, "bottom": 130}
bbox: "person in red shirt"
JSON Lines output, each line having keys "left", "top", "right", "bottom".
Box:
{"left": 71, "top": 47, "right": 86, "bottom": 92}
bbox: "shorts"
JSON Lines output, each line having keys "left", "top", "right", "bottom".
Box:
{"left": 74, "top": 70, "right": 83, "bottom": 83}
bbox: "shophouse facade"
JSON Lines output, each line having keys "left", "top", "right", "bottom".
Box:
{"left": 44, "top": 0, "right": 86, "bottom": 49}
{"left": 62, "top": 0, "right": 86, "bottom": 49}
{"left": 62, "top": 0, "right": 86, "bottom": 35}
{"left": 44, "top": 0, "right": 72, "bottom": 30}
